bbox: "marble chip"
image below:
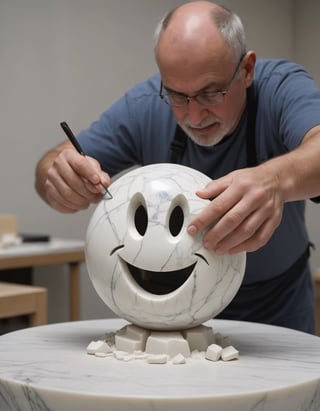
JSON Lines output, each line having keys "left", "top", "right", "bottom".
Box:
{"left": 146, "top": 354, "right": 168, "bottom": 364}
{"left": 171, "top": 353, "right": 187, "bottom": 365}
{"left": 86, "top": 340, "right": 112, "bottom": 355}
{"left": 205, "top": 344, "right": 223, "bottom": 362}
{"left": 221, "top": 346, "right": 239, "bottom": 361}
{"left": 113, "top": 351, "right": 133, "bottom": 361}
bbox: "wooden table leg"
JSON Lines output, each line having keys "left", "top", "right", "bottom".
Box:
{"left": 315, "top": 278, "right": 320, "bottom": 336}
{"left": 30, "top": 288, "right": 48, "bottom": 327}
{"left": 69, "top": 262, "right": 80, "bottom": 321}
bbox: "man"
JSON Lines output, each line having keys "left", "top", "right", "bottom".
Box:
{"left": 35, "top": 1, "right": 320, "bottom": 333}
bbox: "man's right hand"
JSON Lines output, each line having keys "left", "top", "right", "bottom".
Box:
{"left": 35, "top": 142, "right": 111, "bottom": 213}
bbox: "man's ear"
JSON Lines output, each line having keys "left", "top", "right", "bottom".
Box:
{"left": 243, "top": 51, "right": 256, "bottom": 87}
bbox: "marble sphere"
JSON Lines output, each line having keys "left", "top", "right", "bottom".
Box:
{"left": 85, "top": 164, "right": 246, "bottom": 330}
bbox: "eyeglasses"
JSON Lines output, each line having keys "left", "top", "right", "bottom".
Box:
{"left": 159, "top": 55, "right": 245, "bottom": 107}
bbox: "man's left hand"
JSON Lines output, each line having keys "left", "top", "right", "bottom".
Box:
{"left": 187, "top": 166, "right": 284, "bottom": 254}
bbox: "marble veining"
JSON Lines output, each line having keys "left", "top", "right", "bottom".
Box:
{"left": 85, "top": 164, "right": 246, "bottom": 330}
{"left": 0, "top": 319, "right": 320, "bottom": 410}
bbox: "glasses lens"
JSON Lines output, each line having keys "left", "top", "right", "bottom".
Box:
{"left": 197, "top": 92, "right": 224, "bottom": 106}
{"left": 166, "top": 94, "right": 187, "bottom": 107}
{"left": 160, "top": 88, "right": 225, "bottom": 107}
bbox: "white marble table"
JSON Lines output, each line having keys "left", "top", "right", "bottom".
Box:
{"left": 0, "top": 319, "right": 320, "bottom": 411}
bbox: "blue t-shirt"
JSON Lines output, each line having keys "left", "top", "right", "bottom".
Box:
{"left": 78, "top": 59, "right": 320, "bottom": 331}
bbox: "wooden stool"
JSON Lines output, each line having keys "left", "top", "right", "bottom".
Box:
{"left": 0, "top": 282, "right": 47, "bottom": 327}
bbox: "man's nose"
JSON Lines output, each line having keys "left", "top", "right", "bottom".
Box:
{"left": 186, "top": 98, "right": 209, "bottom": 124}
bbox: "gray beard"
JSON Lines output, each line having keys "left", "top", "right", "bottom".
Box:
{"left": 179, "top": 123, "right": 226, "bottom": 147}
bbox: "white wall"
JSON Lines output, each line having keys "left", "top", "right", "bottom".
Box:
{"left": 1, "top": 0, "right": 318, "bottom": 323}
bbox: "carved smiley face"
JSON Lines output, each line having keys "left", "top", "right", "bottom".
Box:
{"left": 85, "top": 164, "right": 246, "bottom": 330}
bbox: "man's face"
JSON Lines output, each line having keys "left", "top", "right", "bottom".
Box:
{"left": 155, "top": 14, "right": 252, "bottom": 147}
{"left": 160, "top": 56, "right": 248, "bottom": 147}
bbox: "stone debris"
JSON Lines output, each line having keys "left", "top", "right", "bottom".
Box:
{"left": 86, "top": 323, "right": 239, "bottom": 365}
{"left": 205, "top": 343, "right": 223, "bottom": 362}
{"left": 191, "top": 349, "right": 206, "bottom": 360}
{"left": 146, "top": 354, "right": 169, "bottom": 364}
{"left": 171, "top": 353, "right": 187, "bottom": 365}
{"left": 86, "top": 340, "right": 113, "bottom": 355}
{"left": 221, "top": 346, "right": 239, "bottom": 361}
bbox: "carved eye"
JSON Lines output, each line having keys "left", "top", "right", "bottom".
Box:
{"left": 169, "top": 205, "right": 184, "bottom": 237}
{"left": 134, "top": 204, "right": 148, "bottom": 236}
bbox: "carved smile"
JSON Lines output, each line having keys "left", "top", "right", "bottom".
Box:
{"left": 110, "top": 245, "right": 209, "bottom": 295}
{"left": 125, "top": 260, "right": 197, "bottom": 295}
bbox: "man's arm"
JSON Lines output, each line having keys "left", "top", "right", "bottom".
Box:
{"left": 187, "top": 125, "right": 320, "bottom": 254}
{"left": 35, "top": 141, "right": 111, "bottom": 213}
{"left": 267, "top": 125, "right": 320, "bottom": 202}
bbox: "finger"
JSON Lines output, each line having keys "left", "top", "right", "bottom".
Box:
{"left": 68, "top": 158, "right": 104, "bottom": 194}
{"left": 49, "top": 197, "right": 86, "bottom": 214}
{"left": 46, "top": 165, "right": 101, "bottom": 210}
{"left": 188, "top": 184, "right": 241, "bottom": 235}
{"left": 46, "top": 187, "right": 86, "bottom": 213}
{"left": 85, "top": 156, "right": 111, "bottom": 191}
{"left": 195, "top": 179, "right": 229, "bottom": 200}
{"left": 53, "top": 152, "right": 103, "bottom": 197}
{"left": 66, "top": 151, "right": 108, "bottom": 191}
{"left": 45, "top": 178, "right": 99, "bottom": 212}
{"left": 82, "top": 177, "right": 106, "bottom": 195}
{"left": 226, "top": 216, "right": 280, "bottom": 254}
{"left": 210, "top": 210, "right": 268, "bottom": 253}
{"left": 200, "top": 172, "right": 280, "bottom": 248}
{"left": 203, "top": 196, "right": 260, "bottom": 250}
{"left": 48, "top": 161, "right": 89, "bottom": 201}
{"left": 212, "top": 206, "right": 282, "bottom": 254}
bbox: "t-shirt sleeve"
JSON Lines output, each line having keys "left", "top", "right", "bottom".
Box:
{"left": 262, "top": 61, "right": 320, "bottom": 150}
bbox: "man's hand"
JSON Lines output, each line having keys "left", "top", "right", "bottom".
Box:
{"left": 187, "top": 166, "right": 284, "bottom": 254}
{"left": 36, "top": 144, "right": 111, "bottom": 213}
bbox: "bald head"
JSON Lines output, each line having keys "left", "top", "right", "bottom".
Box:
{"left": 155, "top": 1, "right": 246, "bottom": 70}
{"left": 156, "top": 2, "right": 224, "bottom": 41}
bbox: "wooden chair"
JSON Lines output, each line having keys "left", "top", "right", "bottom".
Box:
{"left": 0, "top": 282, "right": 47, "bottom": 327}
